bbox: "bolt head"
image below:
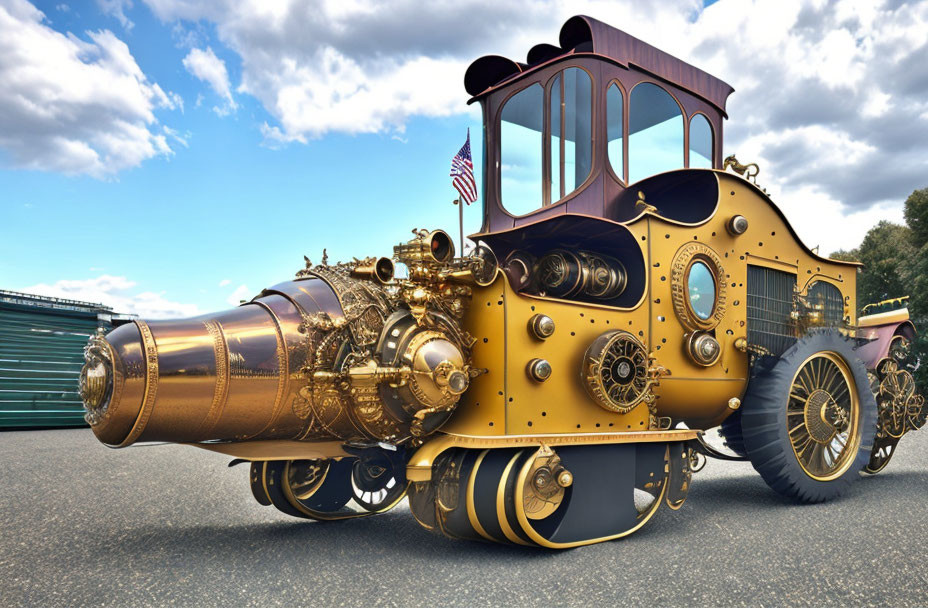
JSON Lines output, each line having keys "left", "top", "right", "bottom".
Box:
{"left": 529, "top": 314, "right": 555, "bottom": 339}
{"left": 527, "top": 358, "right": 552, "bottom": 382}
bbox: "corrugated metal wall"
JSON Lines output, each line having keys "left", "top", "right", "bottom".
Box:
{"left": 0, "top": 302, "right": 109, "bottom": 427}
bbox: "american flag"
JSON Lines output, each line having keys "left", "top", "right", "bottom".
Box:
{"left": 450, "top": 129, "right": 477, "bottom": 205}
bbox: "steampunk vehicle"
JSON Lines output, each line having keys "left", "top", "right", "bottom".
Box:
{"left": 78, "top": 16, "right": 925, "bottom": 547}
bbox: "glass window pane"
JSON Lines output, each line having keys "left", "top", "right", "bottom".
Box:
{"left": 689, "top": 114, "right": 713, "bottom": 169}
{"left": 687, "top": 261, "right": 716, "bottom": 320}
{"left": 628, "top": 83, "right": 683, "bottom": 183}
{"left": 500, "top": 83, "right": 544, "bottom": 215}
{"left": 549, "top": 67, "right": 592, "bottom": 204}
{"left": 549, "top": 75, "right": 561, "bottom": 203}
{"left": 606, "top": 83, "right": 624, "bottom": 181}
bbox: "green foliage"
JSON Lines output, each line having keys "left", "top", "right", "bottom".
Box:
{"left": 854, "top": 221, "right": 914, "bottom": 309}
{"left": 903, "top": 187, "right": 928, "bottom": 249}
{"left": 828, "top": 248, "right": 859, "bottom": 262}
{"left": 902, "top": 189, "right": 928, "bottom": 394}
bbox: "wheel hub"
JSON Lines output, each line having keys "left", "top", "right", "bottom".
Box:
{"left": 804, "top": 389, "right": 837, "bottom": 444}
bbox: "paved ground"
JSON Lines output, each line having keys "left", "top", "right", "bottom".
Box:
{"left": 1, "top": 428, "right": 926, "bottom": 607}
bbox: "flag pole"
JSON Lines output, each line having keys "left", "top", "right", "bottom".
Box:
{"left": 457, "top": 197, "right": 464, "bottom": 258}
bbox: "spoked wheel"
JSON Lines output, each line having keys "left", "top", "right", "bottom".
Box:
{"left": 408, "top": 442, "right": 682, "bottom": 548}
{"left": 350, "top": 454, "right": 406, "bottom": 511}
{"left": 251, "top": 455, "right": 407, "bottom": 521}
{"left": 741, "top": 330, "right": 877, "bottom": 503}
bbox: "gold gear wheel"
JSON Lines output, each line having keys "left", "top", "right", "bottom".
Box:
{"left": 582, "top": 330, "right": 652, "bottom": 414}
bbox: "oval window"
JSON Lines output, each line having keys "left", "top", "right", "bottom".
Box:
{"left": 687, "top": 261, "right": 716, "bottom": 320}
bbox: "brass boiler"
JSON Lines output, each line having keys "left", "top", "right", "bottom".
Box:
{"left": 79, "top": 230, "right": 482, "bottom": 447}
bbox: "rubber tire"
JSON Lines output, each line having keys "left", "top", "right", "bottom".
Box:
{"left": 740, "top": 329, "right": 877, "bottom": 503}
{"left": 718, "top": 410, "right": 747, "bottom": 457}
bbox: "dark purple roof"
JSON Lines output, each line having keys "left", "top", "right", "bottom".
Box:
{"left": 464, "top": 15, "right": 734, "bottom": 114}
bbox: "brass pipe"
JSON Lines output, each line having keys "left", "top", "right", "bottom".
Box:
{"left": 82, "top": 278, "right": 341, "bottom": 447}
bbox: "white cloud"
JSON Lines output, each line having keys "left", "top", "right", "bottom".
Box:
{"left": 0, "top": 0, "right": 181, "bottom": 177}
{"left": 97, "top": 0, "right": 133, "bottom": 30}
{"left": 226, "top": 284, "right": 251, "bottom": 305}
{"left": 139, "top": 0, "right": 928, "bottom": 250}
{"left": 19, "top": 275, "right": 200, "bottom": 319}
{"left": 162, "top": 125, "right": 189, "bottom": 147}
{"left": 182, "top": 46, "right": 237, "bottom": 115}
{"left": 218, "top": 278, "right": 231, "bottom": 287}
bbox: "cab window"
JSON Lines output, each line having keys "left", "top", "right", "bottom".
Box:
{"left": 606, "top": 82, "right": 624, "bottom": 181}
{"left": 628, "top": 83, "right": 683, "bottom": 183}
{"left": 500, "top": 84, "right": 544, "bottom": 216}
{"left": 499, "top": 67, "right": 592, "bottom": 216}
{"left": 549, "top": 67, "right": 593, "bottom": 203}
{"left": 689, "top": 114, "right": 714, "bottom": 169}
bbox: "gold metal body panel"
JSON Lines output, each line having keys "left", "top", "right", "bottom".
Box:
{"left": 441, "top": 278, "right": 651, "bottom": 436}
{"left": 447, "top": 172, "right": 857, "bottom": 434}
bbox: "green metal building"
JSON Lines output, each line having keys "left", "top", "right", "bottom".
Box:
{"left": 0, "top": 290, "right": 134, "bottom": 428}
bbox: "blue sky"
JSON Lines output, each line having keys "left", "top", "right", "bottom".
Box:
{"left": 0, "top": 0, "right": 484, "bottom": 315}
{"left": 1, "top": 0, "right": 926, "bottom": 317}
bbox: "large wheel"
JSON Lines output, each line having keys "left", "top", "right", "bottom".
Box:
{"left": 718, "top": 410, "right": 747, "bottom": 457}
{"left": 741, "top": 330, "right": 877, "bottom": 503}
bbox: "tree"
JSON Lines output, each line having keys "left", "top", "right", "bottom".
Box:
{"left": 854, "top": 221, "right": 914, "bottom": 308}
{"left": 902, "top": 188, "right": 928, "bottom": 393}
{"left": 903, "top": 187, "right": 928, "bottom": 249}
{"left": 829, "top": 248, "right": 859, "bottom": 262}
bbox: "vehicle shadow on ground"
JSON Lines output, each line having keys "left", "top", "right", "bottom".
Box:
{"left": 72, "top": 469, "right": 928, "bottom": 565}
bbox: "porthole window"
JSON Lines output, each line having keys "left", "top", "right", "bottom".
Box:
{"left": 689, "top": 114, "right": 714, "bottom": 169}
{"left": 606, "top": 82, "right": 624, "bottom": 181}
{"left": 500, "top": 83, "right": 544, "bottom": 215}
{"left": 549, "top": 67, "right": 592, "bottom": 204}
{"left": 671, "top": 242, "right": 727, "bottom": 331}
{"left": 629, "top": 83, "right": 684, "bottom": 183}
{"left": 687, "top": 261, "right": 716, "bottom": 320}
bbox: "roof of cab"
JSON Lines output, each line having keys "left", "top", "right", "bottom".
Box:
{"left": 464, "top": 15, "right": 735, "bottom": 115}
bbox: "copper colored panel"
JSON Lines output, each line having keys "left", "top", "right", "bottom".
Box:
{"left": 87, "top": 322, "right": 145, "bottom": 445}
{"left": 208, "top": 304, "right": 283, "bottom": 441}
{"left": 264, "top": 278, "right": 343, "bottom": 318}
{"left": 139, "top": 317, "right": 221, "bottom": 442}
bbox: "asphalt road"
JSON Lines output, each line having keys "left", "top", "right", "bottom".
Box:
{"left": 1, "top": 428, "right": 926, "bottom": 607}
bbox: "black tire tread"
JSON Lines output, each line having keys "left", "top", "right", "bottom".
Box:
{"left": 740, "top": 329, "right": 877, "bottom": 503}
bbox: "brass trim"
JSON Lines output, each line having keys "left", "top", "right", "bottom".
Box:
{"left": 196, "top": 320, "right": 230, "bottom": 438}
{"left": 670, "top": 242, "right": 727, "bottom": 332}
{"left": 247, "top": 301, "right": 289, "bottom": 439}
{"left": 186, "top": 439, "right": 350, "bottom": 461}
{"left": 115, "top": 320, "right": 159, "bottom": 447}
{"left": 787, "top": 351, "right": 862, "bottom": 482}
{"left": 511, "top": 446, "right": 667, "bottom": 548}
{"left": 496, "top": 451, "right": 532, "bottom": 546}
{"left": 466, "top": 450, "right": 498, "bottom": 543}
{"left": 407, "top": 429, "right": 700, "bottom": 481}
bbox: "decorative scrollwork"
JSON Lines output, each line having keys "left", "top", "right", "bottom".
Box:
{"left": 670, "top": 242, "right": 727, "bottom": 331}
{"left": 582, "top": 330, "right": 653, "bottom": 414}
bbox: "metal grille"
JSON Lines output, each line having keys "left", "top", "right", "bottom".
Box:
{"left": 747, "top": 265, "right": 797, "bottom": 356}
{"left": 807, "top": 281, "right": 844, "bottom": 327}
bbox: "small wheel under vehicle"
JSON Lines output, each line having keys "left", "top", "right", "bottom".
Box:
{"left": 740, "top": 330, "right": 877, "bottom": 503}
